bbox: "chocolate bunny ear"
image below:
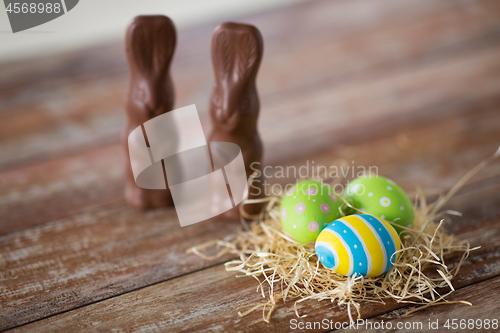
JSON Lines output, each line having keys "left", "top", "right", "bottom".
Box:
{"left": 211, "top": 22, "right": 263, "bottom": 82}
{"left": 237, "top": 29, "right": 262, "bottom": 78}
{"left": 212, "top": 29, "right": 232, "bottom": 80}
{"left": 126, "top": 15, "right": 177, "bottom": 76}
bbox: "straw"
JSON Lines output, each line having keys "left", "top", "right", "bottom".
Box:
{"left": 187, "top": 145, "right": 499, "bottom": 323}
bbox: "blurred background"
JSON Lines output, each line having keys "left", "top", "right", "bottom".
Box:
{"left": 0, "top": 0, "right": 296, "bottom": 62}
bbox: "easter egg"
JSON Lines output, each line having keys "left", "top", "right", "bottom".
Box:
{"left": 343, "top": 176, "right": 414, "bottom": 233}
{"left": 280, "top": 180, "right": 341, "bottom": 243}
{"left": 315, "top": 214, "right": 401, "bottom": 277}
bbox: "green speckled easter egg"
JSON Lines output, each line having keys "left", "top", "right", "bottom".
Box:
{"left": 280, "top": 180, "right": 341, "bottom": 243}
{"left": 343, "top": 176, "right": 414, "bottom": 233}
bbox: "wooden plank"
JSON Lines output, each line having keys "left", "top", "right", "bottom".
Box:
{"left": 1, "top": 101, "right": 499, "bottom": 235}
{"left": 259, "top": 43, "right": 500, "bottom": 164}
{"left": 6, "top": 187, "right": 500, "bottom": 332}
{"left": 272, "top": 103, "right": 500, "bottom": 193}
{"left": 1, "top": 1, "right": 499, "bottom": 331}
{"left": 1, "top": 172, "right": 499, "bottom": 331}
{"left": 0, "top": 201, "right": 238, "bottom": 331}
{"left": 0, "top": 145, "right": 124, "bottom": 235}
{"left": 354, "top": 276, "right": 500, "bottom": 333}
{"left": 1, "top": 0, "right": 488, "bottom": 100}
{"left": 0, "top": 0, "right": 499, "bottom": 170}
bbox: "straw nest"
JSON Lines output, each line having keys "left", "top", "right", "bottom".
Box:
{"left": 188, "top": 147, "right": 499, "bottom": 323}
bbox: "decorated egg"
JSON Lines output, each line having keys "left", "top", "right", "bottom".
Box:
{"left": 315, "top": 214, "right": 401, "bottom": 277}
{"left": 343, "top": 176, "right": 414, "bottom": 233}
{"left": 280, "top": 180, "right": 341, "bottom": 243}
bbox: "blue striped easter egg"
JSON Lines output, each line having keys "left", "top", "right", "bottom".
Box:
{"left": 315, "top": 214, "right": 401, "bottom": 277}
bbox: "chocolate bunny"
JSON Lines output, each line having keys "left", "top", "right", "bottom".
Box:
{"left": 124, "top": 15, "right": 176, "bottom": 209}
{"left": 208, "top": 22, "right": 265, "bottom": 220}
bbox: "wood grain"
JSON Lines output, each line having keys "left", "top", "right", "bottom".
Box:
{"left": 1, "top": 174, "right": 499, "bottom": 331}
{"left": 1, "top": 102, "right": 498, "bottom": 235}
{"left": 0, "top": 145, "right": 124, "bottom": 235}
{"left": 1, "top": 0, "right": 500, "bottom": 331}
{"left": 0, "top": 202, "right": 238, "bottom": 330}
{"left": 357, "top": 276, "right": 500, "bottom": 333}
{"left": 6, "top": 186, "right": 500, "bottom": 332}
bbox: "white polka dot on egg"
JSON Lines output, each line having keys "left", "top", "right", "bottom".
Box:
{"left": 380, "top": 197, "right": 391, "bottom": 207}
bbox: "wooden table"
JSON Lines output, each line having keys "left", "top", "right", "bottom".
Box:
{"left": 1, "top": 0, "right": 500, "bottom": 331}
